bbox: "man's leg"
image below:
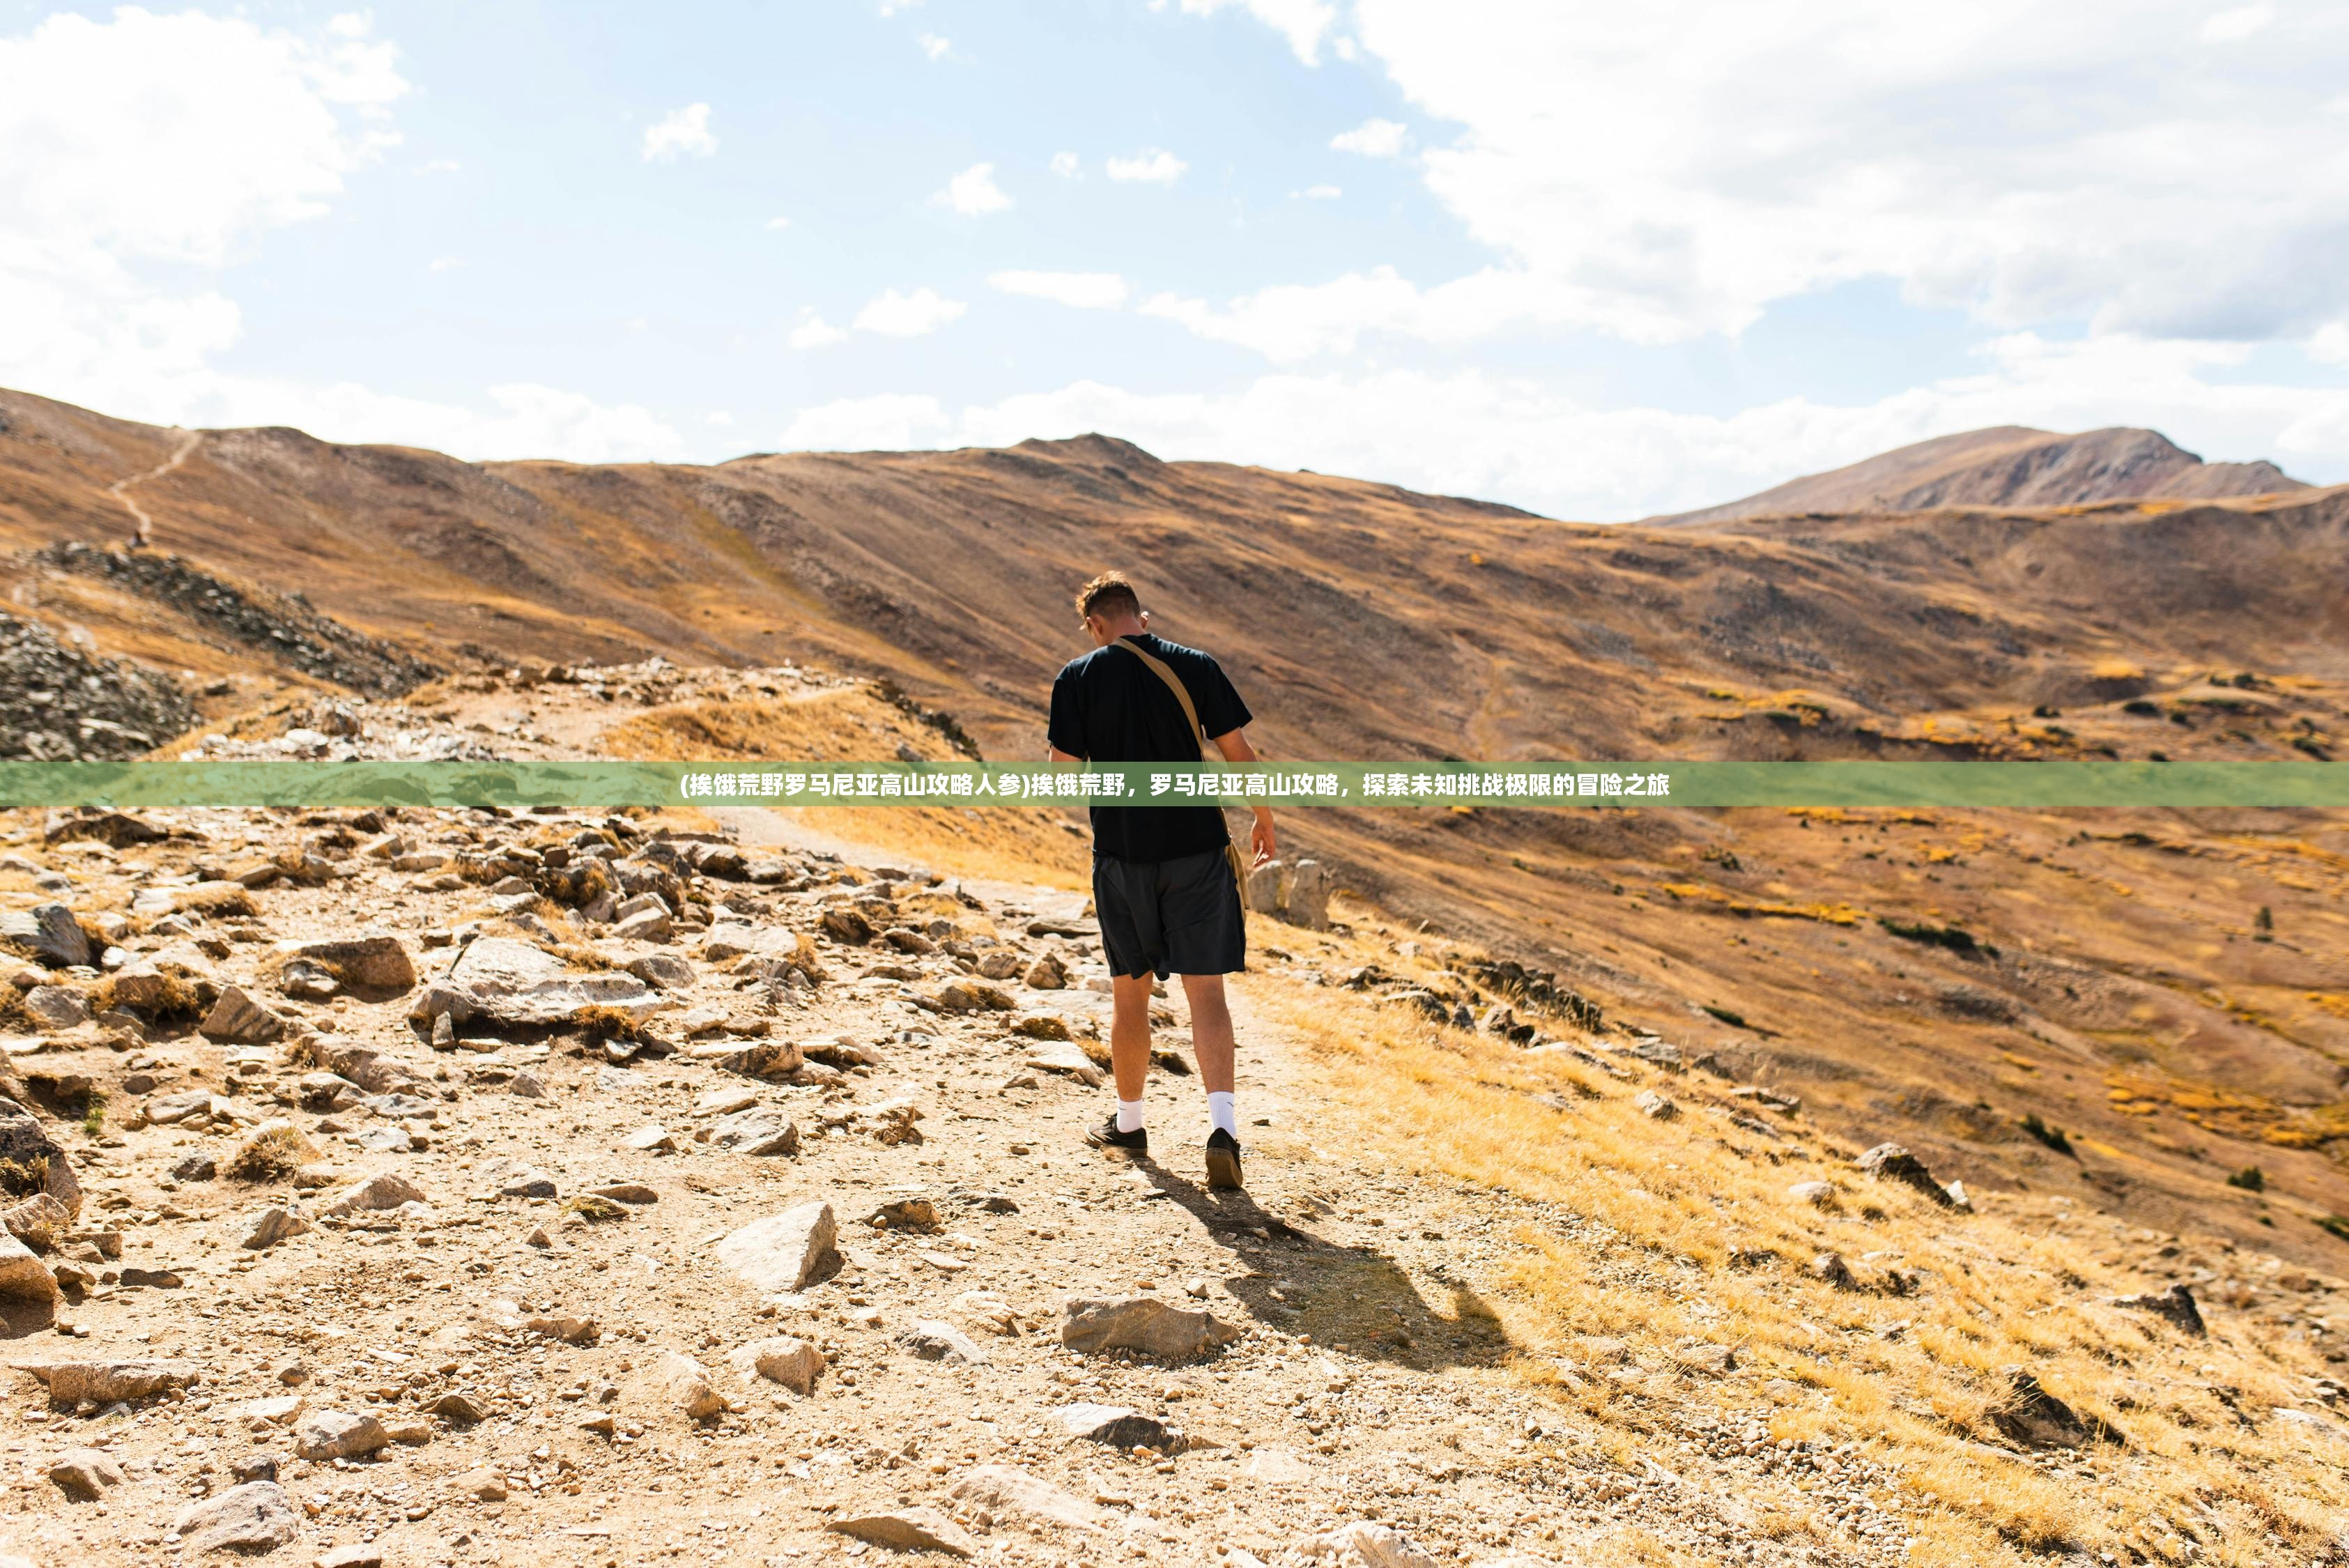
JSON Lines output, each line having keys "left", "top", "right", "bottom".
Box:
{"left": 1180, "top": 972, "right": 1236, "bottom": 1096}
{"left": 1109, "top": 974, "right": 1155, "bottom": 1121}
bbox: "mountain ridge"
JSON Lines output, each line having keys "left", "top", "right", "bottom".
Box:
{"left": 1651, "top": 424, "right": 2306, "bottom": 528}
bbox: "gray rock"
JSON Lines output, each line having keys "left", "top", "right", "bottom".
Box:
{"left": 323, "top": 1173, "right": 426, "bottom": 1217}
{"left": 1294, "top": 1523, "right": 1440, "bottom": 1568}
{"left": 294, "top": 1408, "right": 390, "bottom": 1460}
{"left": 172, "top": 1480, "right": 300, "bottom": 1555}
{"left": 949, "top": 1464, "right": 1102, "bottom": 1531}
{"left": 0, "top": 1232, "right": 56, "bottom": 1308}
{"left": 1634, "top": 1089, "right": 1678, "bottom": 1120}
{"left": 2109, "top": 1282, "right": 2206, "bottom": 1337}
{"left": 1023, "top": 951, "right": 1067, "bottom": 989}
{"left": 16, "top": 1358, "right": 199, "bottom": 1404}
{"left": 707, "top": 1110, "right": 800, "bottom": 1156}
{"left": 1856, "top": 1142, "right": 1957, "bottom": 1207}
{"left": 509, "top": 1069, "right": 547, "bottom": 1098}
{"left": 496, "top": 1167, "right": 557, "bottom": 1199}
{"left": 625, "top": 953, "right": 695, "bottom": 990}
{"left": 1060, "top": 1296, "right": 1240, "bottom": 1360}
{"left": 0, "top": 1102, "right": 79, "bottom": 1221}
{"left": 275, "top": 934, "right": 415, "bottom": 994}
{"left": 898, "top": 1319, "right": 987, "bottom": 1365}
{"left": 171, "top": 1154, "right": 217, "bottom": 1182}
{"left": 1810, "top": 1251, "right": 1857, "bottom": 1289}
{"left": 716, "top": 1201, "right": 840, "bottom": 1294}
{"left": 1245, "top": 858, "right": 1286, "bottom": 914}
{"left": 1787, "top": 1180, "right": 1837, "bottom": 1208}
{"left": 1286, "top": 859, "right": 1331, "bottom": 930}
{"left": 729, "top": 1335, "right": 824, "bottom": 1394}
{"left": 240, "top": 1207, "right": 310, "bottom": 1250}
{"left": 408, "top": 937, "right": 663, "bottom": 1029}
{"left": 297, "top": 1073, "right": 362, "bottom": 1112}
{"left": 1022, "top": 1043, "right": 1104, "bottom": 1086}
{"left": 825, "top": 1507, "right": 976, "bottom": 1558}
{"left": 1055, "top": 1401, "right": 1180, "bottom": 1451}
{"left": 656, "top": 1351, "right": 724, "bottom": 1420}
{"left": 47, "top": 1445, "right": 123, "bottom": 1500}
{"left": 199, "top": 986, "right": 283, "bottom": 1045}
{"left": 1990, "top": 1365, "right": 2120, "bottom": 1449}
{"left": 22, "top": 985, "right": 88, "bottom": 1030}
{"left": 716, "top": 1039, "right": 806, "bottom": 1080}
{"left": 0, "top": 904, "right": 89, "bottom": 969}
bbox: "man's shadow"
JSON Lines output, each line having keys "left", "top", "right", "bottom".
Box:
{"left": 1138, "top": 1163, "right": 1513, "bottom": 1371}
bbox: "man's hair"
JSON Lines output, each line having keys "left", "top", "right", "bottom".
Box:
{"left": 1075, "top": 571, "right": 1142, "bottom": 621}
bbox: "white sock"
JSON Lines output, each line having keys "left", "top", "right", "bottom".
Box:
{"left": 1207, "top": 1091, "right": 1238, "bottom": 1139}
{"left": 1116, "top": 1100, "right": 1146, "bottom": 1135}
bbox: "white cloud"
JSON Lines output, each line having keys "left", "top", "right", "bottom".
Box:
{"left": 1051, "top": 151, "right": 1083, "bottom": 180}
{"left": 2201, "top": 3, "right": 2274, "bottom": 41}
{"left": 776, "top": 333, "right": 2348, "bottom": 516}
{"left": 787, "top": 310, "right": 849, "bottom": 351}
{"left": 780, "top": 392, "right": 952, "bottom": 452}
{"left": 852, "top": 286, "right": 966, "bottom": 337}
{"left": 1176, "top": 0, "right": 1339, "bottom": 65}
{"left": 1299, "top": 184, "right": 1342, "bottom": 200}
{"left": 989, "top": 270, "right": 1130, "bottom": 310}
{"left": 1107, "top": 148, "right": 1187, "bottom": 184}
{"left": 939, "top": 162, "right": 1012, "bottom": 217}
{"left": 1142, "top": 265, "right": 1610, "bottom": 361}
{"left": 707, "top": 410, "right": 735, "bottom": 427}
{"left": 641, "top": 102, "right": 716, "bottom": 162}
{"left": 1314, "top": 0, "right": 2349, "bottom": 347}
{"left": 2309, "top": 321, "right": 2349, "bottom": 364}
{"left": 414, "top": 158, "right": 460, "bottom": 175}
{"left": 427, "top": 256, "right": 460, "bottom": 272}
{"left": 916, "top": 32, "right": 950, "bottom": 59}
{"left": 1330, "top": 118, "right": 1408, "bottom": 157}
{"left": 764, "top": 215, "right": 792, "bottom": 231}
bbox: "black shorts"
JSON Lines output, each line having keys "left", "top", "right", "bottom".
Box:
{"left": 1092, "top": 846, "right": 1245, "bottom": 980}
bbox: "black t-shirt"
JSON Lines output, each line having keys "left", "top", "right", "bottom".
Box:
{"left": 1047, "top": 633, "right": 1254, "bottom": 863}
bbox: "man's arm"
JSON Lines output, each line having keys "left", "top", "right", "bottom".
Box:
{"left": 1210, "top": 728, "right": 1277, "bottom": 866}
{"left": 1047, "top": 745, "right": 1082, "bottom": 764}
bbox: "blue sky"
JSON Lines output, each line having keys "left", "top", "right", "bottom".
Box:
{"left": 3, "top": 1, "right": 2346, "bottom": 518}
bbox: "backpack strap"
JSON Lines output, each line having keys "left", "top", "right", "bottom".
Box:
{"left": 1114, "top": 636, "right": 1254, "bottom": 901}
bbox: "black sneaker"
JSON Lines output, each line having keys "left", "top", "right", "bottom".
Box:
{"left": 1205, "top": 1128, "right": 1245, "bottom": 1190}
{"left": 1085, "top": 1115, "right": 1148, "bottom": 1156}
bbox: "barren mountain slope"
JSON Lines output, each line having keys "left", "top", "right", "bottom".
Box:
{"left": 4, "top": 387, "right": 2349, "bottom": 1269}
{"left": 1651, "top": 426, "right": 2308, "bottom": 528}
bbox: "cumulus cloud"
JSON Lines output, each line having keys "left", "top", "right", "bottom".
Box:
{"left": 1272, "top": 0, "right": 2349, "bottom": 347}
{"left": 776, "top": 335, "right": 2348, "bottom": 517}
{"left": 2201, "top": 3, "right": 2274, "bottom": 41}
{"left": 916, "top": 32, "right": 950, "bottom": 59}
{"left": 852, "top": 286, "right": 966, "bottom": 337}
{"left": 1176, "top": 0, "right": 1339, "bottom": 66}
{"left": 939, "top": 162, "right": 1012, "bottom": 216}
{"left": 989, "top": 270, "right": 1130, "bottom": 309}
{"left": 1330, "top": 118, "right": 1408, "bottom": 157}
{"left": 1298, "top": 184, "right": 1342, "bottom": 200}
{"left": 641, "top": 102, "right": 716, "bottom": 162}
{"left": 1107, "top": 148, "right": 1187, "bottom": 184}
{"left": 788, "top": 310, "right": 849, "bottom": 351}
{"left": 1050, "top": 151, "right": 1083, "bottom": 180}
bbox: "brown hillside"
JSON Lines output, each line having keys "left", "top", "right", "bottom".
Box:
{"left": 1652, "top": 425, "right": 2306, "bottom": 526}
{"left": 4, "top": 385, "right": 2349, "bottom": 1266}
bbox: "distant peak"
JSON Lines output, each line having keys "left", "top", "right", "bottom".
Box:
{"left": 1010, "top": 433, "right": 1164, "bottom": 468}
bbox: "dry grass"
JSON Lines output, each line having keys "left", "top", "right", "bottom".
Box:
{"left": 226, "top": 1123, "right": 320, "bottom": 1183}
{"left": 1242, "top": 924, "right": 2344, "bottom": 1565}
{"left": 602, "top": 689, "right": 1089, "bottom": 889}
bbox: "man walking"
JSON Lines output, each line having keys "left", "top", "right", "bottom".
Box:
{"left": 1046, "top": 571, "right": 1274, "bottom": 1190}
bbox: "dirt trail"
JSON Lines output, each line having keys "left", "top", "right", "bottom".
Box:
{"left": 0, "top": 792, "right": 1933, "bottom": 1568}
{"left": 101, "top": 430, "right": 202, "bottom": 549}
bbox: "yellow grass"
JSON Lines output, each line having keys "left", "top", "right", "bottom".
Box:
{"left": 600, "top": 689, "right": 1089, "bottom": 889}
{"left": 1242, "top": 923, "right": 2344, "bottom": 1565}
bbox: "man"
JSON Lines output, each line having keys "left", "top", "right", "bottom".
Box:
{"left": 1046, "top": 571, "right": 1274, "bottom": 1190}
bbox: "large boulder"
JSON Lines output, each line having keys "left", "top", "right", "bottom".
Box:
{"left": 172, "top": 1480, "right": 301, "bottom": 1555}
{"left": 409, "top": 937, "right": 663, "bottom": 1029}
{"left": 0, "top": 905, "right": 88, "bottom": 969}
{"left": 1060, "top": 1296, "right": 1240, "bottom": 1360}
{"left": 716, "top": 1201, "right": 840, "bottom": 1295}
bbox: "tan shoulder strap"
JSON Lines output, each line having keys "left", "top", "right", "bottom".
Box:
{"left": 1115, "top": 636, "right": 1215, "bottom": 760}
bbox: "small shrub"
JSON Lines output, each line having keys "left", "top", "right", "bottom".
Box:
{"left": 79, "top": 1093, "right": 107, "bottom": 1139}
{"left": 0, "top": 1155, "right": 50, "bottom": 1198}
{"left": 2226, "top": 1165, "right": 2264, "bottom": 1192}
{"left": 2019, "top": 1113, "right": 2073, "bottom": 1156}
{"left": 569, "top": 1005, "right": 645, "bottom": 1041}
{"left": 562, "top": 1194, "right": 629, "bottom": 1223}
{"left": 227, "top": 1123, "right": 320, "bottom": 1183}
{"left": 1879, "top": 917, "right": 1979, "bottom": 954}
{"left": 2318, "top": 1214, "right": 2349, "bottom": 1243}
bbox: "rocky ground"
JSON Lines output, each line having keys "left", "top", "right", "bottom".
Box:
{"left": 0, "top": 671, "right": 2342, "bottom": 1568}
